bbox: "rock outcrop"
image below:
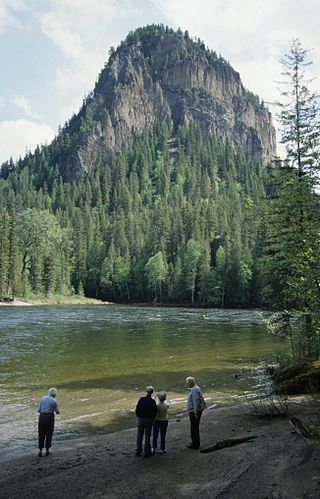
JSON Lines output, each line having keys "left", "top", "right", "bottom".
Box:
{"left": 61, "top": 26, "right": 276, "bottom": 181}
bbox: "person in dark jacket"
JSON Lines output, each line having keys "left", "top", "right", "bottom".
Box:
{"left": 38, "top": 387, "right": 60, "bottom": 457}
{"left": 135, "top": 385, "right": 157, "bottom": 457}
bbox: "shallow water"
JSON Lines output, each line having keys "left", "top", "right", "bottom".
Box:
{"left": 0, "top": 305, "right": 288, "bottom": 460}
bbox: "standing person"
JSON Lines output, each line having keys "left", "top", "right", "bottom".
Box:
{"left": 185, "top": 376, "right": 206, "bottom": 449}
{"left": 135, "top": 386, "right": 157, "bottom": 457}
{"left": 38, "top": 387, "right": 60, "bottom": 457}
{"left": 152, "top": 391, "right": 170, "bottom": 454}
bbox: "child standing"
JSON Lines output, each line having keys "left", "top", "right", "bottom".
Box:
{"left": 152, "top": 391, "right": 170, "bottom": 453}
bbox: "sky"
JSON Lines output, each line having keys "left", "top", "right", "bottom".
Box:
{"left": 0, "top": 0, "right": 319, "bottom": 165}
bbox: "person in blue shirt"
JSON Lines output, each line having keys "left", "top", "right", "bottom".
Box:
{"left": 38, "top": 387, "right": 60, "bottom": 457}
{"left": 135, "top": 386, "right": 157, "bottom": 457}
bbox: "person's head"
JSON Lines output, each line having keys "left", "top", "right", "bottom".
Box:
{"left": 48, "top": 387, "right": 57, "bottom": 398}
{"left": 186, "top": 376, "right": 195, "bottom": 388}
{"left": 158, "top": 391, "right": 167, "bottom": 402}
{"left": 145, "top": 386, "right": 154, "bottom": 396}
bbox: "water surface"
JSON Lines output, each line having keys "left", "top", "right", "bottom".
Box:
{"left": 0, "top": 305, "right": 288, "bottom": 460}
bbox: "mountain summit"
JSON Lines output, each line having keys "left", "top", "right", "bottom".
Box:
{"left": 62, "top": 25, "right": 276, "bottom": 180}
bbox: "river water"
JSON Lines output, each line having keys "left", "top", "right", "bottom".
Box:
{"left": 0, "top": 305, "right": 288, "bottom": 460}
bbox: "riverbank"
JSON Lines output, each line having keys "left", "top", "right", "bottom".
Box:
{"left": 0, "top": 399, "right": 319, "bottom": 499}
{"left": 0, "top": 296, "right": 108, "bottom": 306}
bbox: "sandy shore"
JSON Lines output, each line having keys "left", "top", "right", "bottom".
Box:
{"left": 0, "top": 297, "right": 108, "bottom": 306}
{"left": 0, "top": 298, "right": 32, "bottom": 306}
{"left": 0, "top": 399, "right": 319, "bottom": 499}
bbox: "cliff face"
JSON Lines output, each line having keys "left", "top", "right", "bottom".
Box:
{"left": 62, "top": 28, "right": 276, "bottom": 180}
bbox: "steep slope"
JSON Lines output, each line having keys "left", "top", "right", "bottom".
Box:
{"left": 61, "top": 25, "right": 276, "bottom": 181}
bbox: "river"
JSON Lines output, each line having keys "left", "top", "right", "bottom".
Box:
{"left": 0, "top": 305, "right": 288, "bottom": 461}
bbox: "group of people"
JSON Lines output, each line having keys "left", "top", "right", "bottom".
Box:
{"left": 135, "top": 376, "right": 206, "bottom": 457}
{"left": 37, "top": 376, "right": 206, "bottom": 457}
{"left": 135, "top": 386, "right": 169, "bottom": 456}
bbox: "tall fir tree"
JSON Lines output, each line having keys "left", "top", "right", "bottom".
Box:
{"left": 267, "top": 39, "right": 320, "bottom": 359}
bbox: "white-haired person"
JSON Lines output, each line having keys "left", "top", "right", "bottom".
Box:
{"left": 135, "top": 386, "right": 157, "bottom": 457}
{"left": 152, "top": 391, "right": 170, "bottom": 454}
{"left": 185, "top": 376, "right": 206, "bottom": 449}
{"left": 38, "top": 387, "right": 60, "bottom": 457}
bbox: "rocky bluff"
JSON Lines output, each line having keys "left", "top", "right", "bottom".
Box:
{"left": 63, "top": 26, "right": 276, "bottom": 180}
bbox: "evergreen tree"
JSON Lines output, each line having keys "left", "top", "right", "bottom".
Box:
{"left": 71, "top": 209, "right": 86, "bottom": 295}
{"left": 267, "top": 39, "right": 320, "bottom": 359}
{"left": 7, "top": 197, "right": 17, "bottom": 297}
{"left": 0, "top": 211, "right": 10, "bottom": 297}
{"left": 277, "top": 39, "right": 320, "bottom": 173}
{"left": 211, "top": 245, "right": 227, "bottom": 307}
{"left": 184, "top": 239, "right": 201, "bottom": 306}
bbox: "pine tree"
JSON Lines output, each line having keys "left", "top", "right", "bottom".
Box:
{"left": 71, "top": 209, "right": 86, "bottom": 295}
{"left": 0, "top": 211, "right": 10, "bottom": 297}
{"left": 184, "top": 239, "right": 201, "bottom": 306}
{"left": 277, "top": 38, "right": 320, "bottom": 173}
{"left": 7, "top": 197, "right": 17, "bottom": 297}
{"left": 267, "top": 39, "right": 320, "bottom": 359}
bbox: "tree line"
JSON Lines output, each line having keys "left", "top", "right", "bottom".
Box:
{"left": 0, "top": 120, "right": 267, "bottom": 307}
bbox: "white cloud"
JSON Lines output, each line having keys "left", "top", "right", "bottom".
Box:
{"left": 54, "top": 55, "right": 103, "bottom": 93}
{"left": 35, "top": 0, "right": 136, "bottom": 95}
{"left": 39, "top": 0, "right": 133, "bottom": 37}
{"left": 13, "top": 94, "right": 40, "bottom": 120}
{"left": 0, "top": 0, "right": 28, "bottom": 33}
{"left": 0, "top": 119, "right": 55, "bottom": 164}
{"left": 37, "top": 10, "right": 87, "bottom": 61}
{"left": 58, "top": 95, "right": 84, "bottom": 125}
{"left": 33, "top": 0, "right": 139, "bottom": 129}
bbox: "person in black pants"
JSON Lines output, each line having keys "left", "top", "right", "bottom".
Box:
{"left": 185, "top": 376, "right": 206, "bottom": 449}
{"left": 38, "top": 387, "right": 60, "bottom": 456}
{"left": 135, "top": 386, "right": 157, "bottom": 457}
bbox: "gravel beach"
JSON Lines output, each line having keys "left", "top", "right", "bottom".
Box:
{"left": 0, "top": 399, "right": 319, "bottom": 498}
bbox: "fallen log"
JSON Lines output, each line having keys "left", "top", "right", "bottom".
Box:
{"left": 289, "top": 416, "right": 313, "bottom": 438}
{"left": 200, "top": 435, "right": 260, "bottom": 453}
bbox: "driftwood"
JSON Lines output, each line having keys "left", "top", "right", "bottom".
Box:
{"left": 200, "top": 435, "right": 260, "bottom": 453}
{"left": 289, "top": 416, "right": 313, "bottom": 438}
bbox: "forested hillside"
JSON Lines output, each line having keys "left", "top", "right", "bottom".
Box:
{"left": 0, "top": 25, "right": 278, "bottom": 307}
{"left": 0, "top": 120, "right": 269, "bottom": 306}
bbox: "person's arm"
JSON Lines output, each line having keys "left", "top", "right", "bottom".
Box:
{"left": 152, "top": 400, "right": 157, "bottom": 419}
{"left": 54, "top": 400, "right": 60, "bottom": 414}
{"left": 135, "top": 398, "right": 141, "bottom": 416}
{"left": 38, "top": 400, "right": 41, "bottom": 413}
{"left": 192, "top": 389, "right": 201, "bottom": 416}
